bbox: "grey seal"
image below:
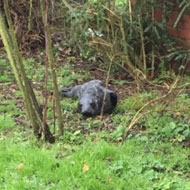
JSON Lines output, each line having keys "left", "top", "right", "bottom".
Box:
{"left": 60, "top": 80, "right": 117, "bottom": 117}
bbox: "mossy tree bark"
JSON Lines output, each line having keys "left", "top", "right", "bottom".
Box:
{"left": 0, "top": 0, "right": 55, "bottom": 143}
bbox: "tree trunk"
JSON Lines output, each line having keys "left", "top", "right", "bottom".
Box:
{"left": 40, "top": 0, "right": 64, "bottom": 136}
{"left": 0, "top": 0, "right": 55, "bottom": 143}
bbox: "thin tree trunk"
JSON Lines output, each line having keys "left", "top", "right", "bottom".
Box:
{"left": 40, "top": 0, "right": 64, "bottom": 136}
{"left": 0, "top": 1, "right": 55, "bottom": 143}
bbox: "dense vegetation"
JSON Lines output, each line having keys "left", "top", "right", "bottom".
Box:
{"left": 1, "top": 56, "right": 190, "bottom": 189}
{"left": 0, "top": 0, "right": 190, "bottom": 189}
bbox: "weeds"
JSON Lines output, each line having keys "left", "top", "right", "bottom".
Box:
{"left": 0, "top": 114, "right": 17, "bottom": 132}
{"left": 57, "top": 64, "right": 90, "bottom": 87}
{"left": 0, "top": 59, "right": 14, "bottom": 83}
{"left": 1, "top": 37, "right": 190, "bottom": 189}
{"left": 62, "top": 0, "right": 190, "bottom": 78}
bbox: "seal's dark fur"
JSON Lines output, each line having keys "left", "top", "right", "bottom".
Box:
{"left": 60, "top": 80, "right": 117, "bottom": 116}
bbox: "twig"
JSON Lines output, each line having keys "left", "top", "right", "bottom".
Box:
{"left": 101, "top": 5, "right": 119, "bottom": 19}
{"left": 100, "top": 55, "right": 113, "bottom": 120}
{"left": 123, "top": 78, "right": 179, "bottom": 140}
{"left": 173, "top": 4, "right": 189, "bottom": 28}
{"left": 52, "top": 94, "right": 56, "bottom": 134}
{"left": 42, "top": 91, "right": 49, "bottom": 140}
{"left": 151, "top": 6, "right": 155, "bottom": 78}
{"left": 28, "top": 0, "right": 33, "bottom": 31}
{"left": 138, "top": 15, "right": 147, "bottom": 75}
{"left": 128, "top": 0, "right": 132, "bottom": 24}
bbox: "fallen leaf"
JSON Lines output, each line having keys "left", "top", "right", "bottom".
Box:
{"left": 175, "top": 112, "right": 180, "bottom": 116}
{"left": 83, "top": 163, "right": 89, "bottom": 173}
{"left": 18, "top": 163, "right": 24, "bottom": 172}
{"left": 108, "top": 177, "right": 112, "bottom": 182}
{"left": 65, "top": 48, "right": 72, "bottom": 55}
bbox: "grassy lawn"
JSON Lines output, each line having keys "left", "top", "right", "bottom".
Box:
{"left": 1, "top": 58, "right": 190, "bottom": 190}
{"left": 1, "top": 139, "right": 190, "bottom": 190}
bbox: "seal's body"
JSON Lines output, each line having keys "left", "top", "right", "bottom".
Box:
{"left": 60, "top": 80, "right": 117, "bottom": 117}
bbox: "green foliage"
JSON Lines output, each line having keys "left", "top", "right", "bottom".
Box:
{"left": 145, "top": 113, "right": 190, "bottom": 142}
{"left": 0, "top": 59, "right": 14, "bottom": 83}
{"left": 23, "top": 58, "right": 45, "bottom": 82}
{"left": 0, "top": 99, "right": 17, "bottom": 113}
{"left": 0, "top": 139, "right": 190, "bottom": 189}
{"left": 0, "top": 114, "right": 17, "bottom": 132}
{"left": 175, "top": 93, "right": 190, "bottom": 108}
{"left": 1, "top": 38, "right": 190, "bottom": 190}
{"left": 62, "top": 0, "right": 190, "bottom": 77}
{"left": 112, "top": 80, "right": 131, "bottom": 86}
{"left": 60, "top": 99, "right": 78, "bottom": 112}
{"left": 23, "top": 58, "right": 90, "bottom": 91}
{"left": 164, "top": 47, "right": 190, "bottom": 69}
{"left": 57, "top": 64, "right": 90, "bottom": 87}
{"left": 112, "top": 124, "right": 125, "bottom": 141}
{"left": 117, "top": 92, "right": 155, "bottom": 113}
{"left": 60, "top": 131, "right": 84, "bottom": 144}
{"left": 112, "top": 114, "right": 128, "bottom": 124}
{"left": 0, "top": 99, "right": 22, "bottom": 133}
{"left": 141, "top": 92, "right": 190, "bottom": 142}
{"left": 112, "top": 89, "right": 190, "bottom": 143}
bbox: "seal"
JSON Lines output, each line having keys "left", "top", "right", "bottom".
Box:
{"left": 60, "top": 80, "right": 117, "bottom": 116}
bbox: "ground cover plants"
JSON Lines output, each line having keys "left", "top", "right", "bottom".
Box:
{"left": 1, "top": 56, "right": 190, "bottom": 189}
{"left": 1, "top": 0, "right": 190, "bottom": 189}
{"left": 1, "top": 139, "right": 190, "bottom": 190}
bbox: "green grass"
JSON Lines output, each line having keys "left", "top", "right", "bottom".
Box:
{"left": 0, "top": 99, "right": 17, "bottom": 112}
{"left": 90, "top": 0, "right": 131, "bottom": 6}
{"left": 0, "top": 100, "right": 23, "bottom": 133}
{"left": 0, "top": 114, "right": 17, "bottom": 132}
{"left": 0, "top": 59, "right": 14, "bottom": 83}
{"left": 116, "top": 92, "right": 158, "bottom": 113}
{"left": 57, "top": 64, "right": 90, "bottom": 87}
{"left": 0, "top": 139, "right": 190, "bottom": 190}
{"left": 1, "top": 55, "right": 190, "bottom": 190}
{"left": 23, "top": 58, "right": 45, "bottom": 82}
{"left": 113, "top": 90, "right": 190, "bottom": 143}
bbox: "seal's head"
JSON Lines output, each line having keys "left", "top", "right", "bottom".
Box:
{"left": 79, "top": 87, "right": 117, "bottom": 117}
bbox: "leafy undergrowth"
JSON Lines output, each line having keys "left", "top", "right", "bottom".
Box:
{"left": 1, "top": 57, "right": 190, "bottom": 189}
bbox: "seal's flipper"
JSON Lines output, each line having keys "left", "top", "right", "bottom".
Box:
{"left": 59, "top": 88, "right": 73, "bottom": 98}
{"left": 109, "top": 91, "right": 117, "bottom": 107}
{"left": 60, "top": 85, "right": 82, "bottom": 99}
